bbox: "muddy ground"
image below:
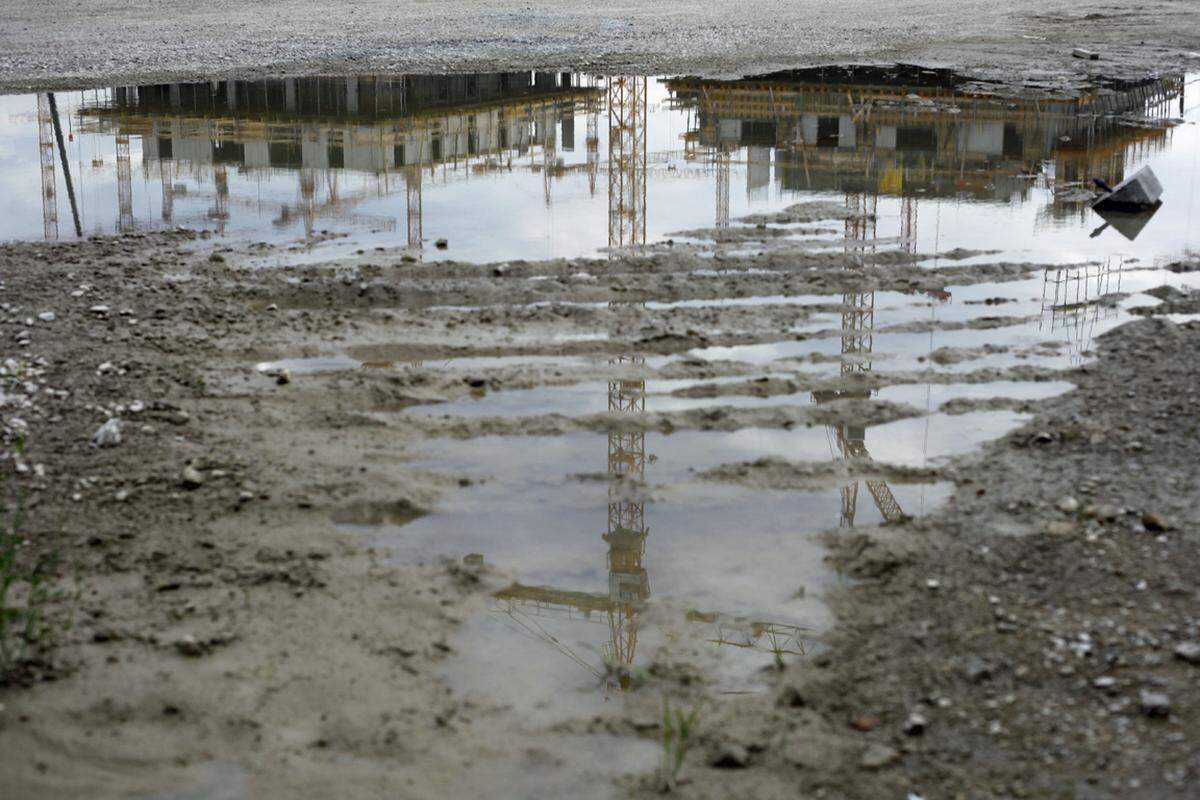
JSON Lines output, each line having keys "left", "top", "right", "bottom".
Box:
{"left": 0, "top": 194, "right": 1198, "bottom": 799}
{"left": 1, "top": 0, "right": 1199, "bottom": 91}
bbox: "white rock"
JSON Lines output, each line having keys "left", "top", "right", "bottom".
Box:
{"left": 91, "top": 418, "right": 122, "bottom": 448}
{"left": 37, "top": 312, "right": 56, "bottom": 322}
{"left": 1057, "top": 496, "right": 1080, "bottom": 513}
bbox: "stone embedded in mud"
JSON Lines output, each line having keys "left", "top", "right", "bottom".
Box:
{"left": 1139, "top": 689, "right": 1171, "bottom": 718}
{"left": 1057, "top": 496, "right": 1080, "bottom": 513}
{"left": 709, "top": 743, "right": 750, "bottom": 769}
{"left": 1043, "top": 520, "right": 1076, "bottom": 537}
{"left": 850, "top": 715, "right": 882, "bottom": 732}
{"left": 175, "top": 635, "right": 204, "bottom": 657}
{"left": 776, "top": 685, "right": 806, "bottom": 708}
{"left": 963, "top": 656, "right": 993, "bottom": 683}
{"left": 181, "top": 464, "right": 205, "bottom": 489}
{"left": 903, "top": 712, "right": 929, "bottom": 736}
{"left": 1173, "top": 642, "right": 1200, "bottom": 665}
{"left": 91, "top": 418, "right": 122, "bottom": 448}
{"left": 860, "top": 743, "right": 900, "bottom": 769}
{"left": 1141, "top": 511, "right": 1171, "bottom": 532}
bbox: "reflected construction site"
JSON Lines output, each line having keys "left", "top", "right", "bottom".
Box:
{"left": 29, "top": 68, "right": 1184, "bottom": 254}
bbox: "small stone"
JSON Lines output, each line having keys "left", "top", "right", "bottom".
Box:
{"left": 709, "top": 743, "right": 749, "bottom": 769}
{"left": 275, "top": 369, "right": 291, "bottom": 386}
{"left": 435, "top": 238, "right": 448, "bottom": 249}
{"left": 860, "top": 743, "right": 900, "bottom": 769}
{"left": 902, "top": 712, "right": 928, "bottom": 736}
{"left": 91, "top": 418, "right": 122, "bottom": 448}
{"left": 89, "top": 305, "right": 110, "bottom": 315}
{"left": 1093, "top": 676, "right": 1118, "bottom": 691}
{"left": 181, "top": 465, "right": 205, "bottom": 489}
{"left": 776, "top": 685, "right": 806, "bottom": 708}
{"left": 1085, "top": 504, "right": 1120, "bottom": 521}
{"left": 114, "top": 489, "right": 129, "bottom": 502}
{"left": 963, "top": 656, "right": 993, "bottom": 683}
{"left": 37, "top": 312, "right": 56, "bottom": 322}
{"left": 1139, "top": 689, "right": 1170, "bottom": 718}
{"left": 1043, "top": 520, "right": 1076, "bottom": 537}
{"left": 1141, "top": 512, "right": 1171, "bottom": 532}
{"left": 265, "top": 303, "right": 278, "bottom": 312}
{"left": 1057, "top": 496, "right": 1080, "bottom": 513}
{"left": 175, "top": 635, "right": 204, "bottom": 657}
{"left": 1173, "top": 642, "right": 1200, "bottom": 664}
{"left": 925, "top": 578, "right": 940, "bottom": 590}
{"left": 850, "top": 715, "right": 882, "bottom": 732}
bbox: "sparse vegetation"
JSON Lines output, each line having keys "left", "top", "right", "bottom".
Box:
{"left": 659, "top": 696, "right": 700, "bottom": 792}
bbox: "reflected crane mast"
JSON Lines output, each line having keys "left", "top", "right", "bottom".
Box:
{"left": 405, "top": 166, "right": 423, "bottom": 250}
{"left": 36, "top": 93, "right": 58, "bottom": 241}
{"left": 607, "top": 77, "right": 647, "bottom": 249}
{"left": 115, "top": 132, "right": 134, "bottom": 232}
{"left": 604, "top": 355, "right": 650, "bottom": 680}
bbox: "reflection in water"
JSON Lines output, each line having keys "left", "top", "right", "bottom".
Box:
{"left": 8, "top": 68, "right": 1189, "bottom": 262}
{"left": 1039, "top": 258, "right": 1127, "bottom": 366}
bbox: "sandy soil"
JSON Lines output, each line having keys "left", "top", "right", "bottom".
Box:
{"left": 0, "top": 0, "right": 1198, "bottom": 91}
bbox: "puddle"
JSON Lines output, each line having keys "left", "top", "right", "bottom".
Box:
{"left": 9, "top": 65, "right": 1197, "bottom": 788}
{"left": 2, "top": 70, "right": 1196, "bottom": 266}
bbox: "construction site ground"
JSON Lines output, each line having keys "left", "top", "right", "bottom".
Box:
{"left": 2, "top": 2, "right": 1200, "bottom": 798}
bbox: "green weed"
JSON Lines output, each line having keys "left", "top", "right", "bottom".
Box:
{"left": 660, "top": 696, "right": 700, "bottom": 792}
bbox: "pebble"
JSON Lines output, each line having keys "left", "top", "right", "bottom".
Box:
{"left": 89, "top": 305, "right": 110, "bottom": 315}
{"left": 181, "top": 465, "right": 205, "bottom": 489}
{"left": 1141, "top": 511, "right": 1171, "bottom": 532}
{"left": 114, "top": 489, "right": 129, "bottom": 502}
{"left": 708, "top": 743, "right": 749, "bottom": 769}
{"left": 964, "top": 656, "right": 993, "bottom": 683}
{"left": 175, "top": 635, "right": 204, "bottom": 657}
{"left": 1173, "top": 642, "right": 1200, "bottom": 665}
{"left": 1057, "top": 496, "right": 1080, "bottom": 513}
{"left": 275, "top": 369, "right": 291, "bottom": 386}
{"left": 1139, "top": 689, "right": 1171, "bottom": 718}
{"left": 860, "top": 743, "right": 900, "bottom": 769}
{"left": 902, "top": 711, "right": 928, "bottom": 736}
{"left": 1043, "top": 520, "right": 1076, "bottom": 536}
{"left": 776, "top": 685, "right": 806, "bottom": 708}
{"left": 37, "top": 312, "right": 56, "bottom": 322}
{"left": 91, "top": 418, "right": 122, "bottom": 448}
{"left": 850, "top": 715, "right": 882, "bottom": 732}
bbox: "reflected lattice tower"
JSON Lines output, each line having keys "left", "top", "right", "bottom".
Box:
{"left": 607, "top": 77, "right": 647, "bottom": 249}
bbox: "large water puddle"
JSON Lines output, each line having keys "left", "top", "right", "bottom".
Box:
{"left": 1, "top": 68, "right": 1196, "bottom": 267}
{"left": 7, "top": 66, "right": 1199, "bottom": 776}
